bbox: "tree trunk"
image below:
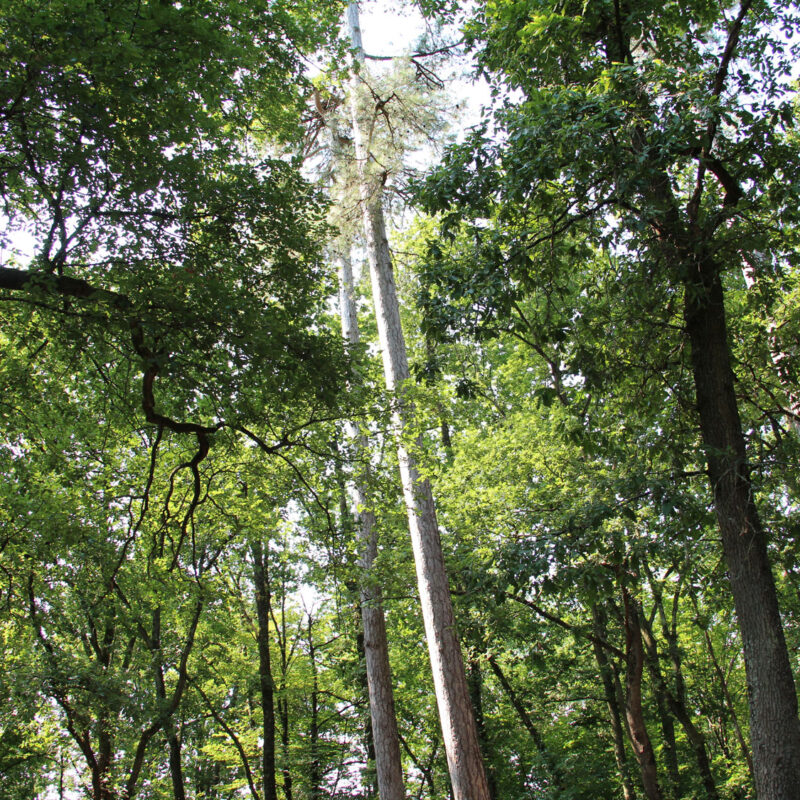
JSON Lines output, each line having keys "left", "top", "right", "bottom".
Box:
{"left": 621, "top": 590, "right": 663, "bottom": 800}
{"left": 694, "top": 608, "right": 754, "bottom": 783}
{"left": 336, "top": 247, "right": 406, "bottom": 800}
{"left": 277, "top": 566, "right": 293, "bottom": 800}
{"left": 355, "top": 624, "right": 379, "bottom": 798}
{"left": 308, "top": 615, "right": 322, "bottom": 800}
{"left": 592, "top": 606, "right": 637, "bottom": 800}
{"left": 683, "top": 257, "right": 800, "bottom": 799}
{"left": 151, "top": 608, "right": 187, "bottom": 800}
{"left": 346, "top": 5, "right": 490, "bottom": 799}
{"left": 487, "top": 655, "right": 564, "bottom": 793}
{"left": 252, "top": 539, "right": 278, "bottom": 800}
{"left": 652, "top": 679, "right": 680, "bottom": 799}
{"left": 468, "top": 658, "right": 498, "bottom": 800}
{"left": 639, "top": 612, "right": 718, "bottom": 799}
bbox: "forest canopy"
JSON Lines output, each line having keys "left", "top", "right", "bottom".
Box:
{"left": 1, "top": 1, "right": 799, "bottom": 799}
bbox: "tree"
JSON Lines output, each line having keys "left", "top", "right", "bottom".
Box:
{"left": 415, "top": 1, "right": 800, "bottom": 795}
{"left": 345, "top": 3, "right": 491, "bottom": 797}
{"left": 0, "top": 1, "right": 352, "bottom": 796}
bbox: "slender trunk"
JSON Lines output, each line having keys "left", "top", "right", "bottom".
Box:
{"left": 592, "top": 606, "right": 637, "bottom": 800}
{"left": 346, "top": 5, "right": 490, "bottom": 799}
{"left": 308, "top": 616, "right": 322, "bottom": 800}
{"left": 252, "top": 540, "right": 278, "bottom": 800}
{"left": 467, "top": 658, "right": 498, "bottom": 800}
{"left": 356, "top": 624, "right": 379, "bottom": 798}
{"left": 279, "top": 692, "right": 292, "bottom": 800}
{"left": 336, "top": 247, "right": 406, "bottom": 800}
{"left": 652, "top": 681, "right": 680, "bottom": 799}
{"left": 167, "top": 733, "right": 186, "bottom": 800}
{"left": 687, "top": 585, "right": 754, "bottom": 784}
{"left": 683, "top": 257, "right": 800, "bottom": 798}
{"left": 277, "top": 566, "right": 293, "bottom": 800}
{"left": 621, "top": 590, "right": 663, "bottom": 800}
{"left": 639, "top": 614, "right": 718, "bottom": 799}
{"left": 151, "top": 609, "right": 186, "bottom": 800}
{"left": 487, "top": 656, "right": 564, "bottom": 792}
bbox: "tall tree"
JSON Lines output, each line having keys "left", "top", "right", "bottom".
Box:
{"left": 345, "top": 4, "right": 491, "bottom": 798}
{"left": 336, "top": 243, "right": 406, "bottom": 800}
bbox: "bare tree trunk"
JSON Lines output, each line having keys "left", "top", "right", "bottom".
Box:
{"left": 252, "top": 539, "right": 278, "bottom": 800}
{"left": 345, "top": 6, "right": 490, "bottom": 798}
{"left": 592, "top": 606, "right": 637, "bottom": 800}
{"left": 621, "top": 590, "right": 663, "bottom": 800}
{"left": 308, "top": 615, "right": 322, "bottom": 800}
{"left": 683, "top": 258, "right": 800, "bottom": 799}
{"left": 487, "top": 655, "right": 563, "bottom": 793}
{"left": 336, "top": 246, "right": 406, "bottom": 800}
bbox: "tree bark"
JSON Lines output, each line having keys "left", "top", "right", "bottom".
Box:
{"left": 627, "top": 3, "right": 800, "bottom": 787}
{"left": 336, "top": 247, "right": 406, "bottom": 800}
{"left": 592, "top": 606, "right": 637, "bottom": 800}
{"left": 346, "top": 5, "right": 491, "bottom": 797}
{"left": 621, "top": 590, "right": 663, "bottom": 800}
{"left": 252, "top": 539, "right": 278, "bottom": 800}
{"left": 308, "top": 615, "right": 322, "bottom": 800}
{"left": 683, "top": 257, "right": 800, "bottom": 799}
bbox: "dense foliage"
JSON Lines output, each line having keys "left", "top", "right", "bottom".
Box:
{"left": 1, "top": 1, "right": 799, "bottom": 799}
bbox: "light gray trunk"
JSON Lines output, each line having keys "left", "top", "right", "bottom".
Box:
{"left": 336, "top": 247, "right": 406, "bottom": 800}
{"left": 346, "top": 6, "right": 491, "bottom": 798}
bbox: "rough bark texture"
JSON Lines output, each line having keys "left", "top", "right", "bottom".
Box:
{"left": 252, "top": 540, "right": 278, "bottom": 800}
{"left": 683, "top": 258, "right": 800, "bottom": 800}
{"left": 337, "top": 249, "right": 406, "bottom": 800}
{"left": 346, "top": 5, "right": 491, "bottom": 797}
{"left": 623, "top": 1, "right": 800, "bottom": 788}
{"left": 622, "top": 591, "right": 663, "bottom": 800}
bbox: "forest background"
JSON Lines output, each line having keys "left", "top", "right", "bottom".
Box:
{"left": 1, "top": 1, "right": 800, "bottom": 799}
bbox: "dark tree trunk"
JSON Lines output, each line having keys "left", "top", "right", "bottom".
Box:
{"left": 652, "top": 684, "right": 680, "bottom": 799}
{"left": 276, "top": 572, "right": 293, "bottom": 800}
{"left": 683, "top": 258, "right": 800, "bottom": 798}
{"left": 621, "top": 590, "right": 663, "bottom": 800}
{"left": 151, "top": 609, "right": 186, "bottom": 800}
{"left": 308, "top": 616, "right": 322, "bottom": 800}
{"left": 167, "top": 732, "right": 186, "bottom": 800}
{"left": 468, "top": 658, "right": 498, "bottom": 800}
{"left": 252, "top": 540, "right": 278, "bottom": 800}
{"left": 592, "top": 606, "right": 637, "bottom": 800}
{"left": 487, "top": 656, "right": 564, "bottom": 792}
{"left": 639, "top": 612, "right": 718, "bottom": 799}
